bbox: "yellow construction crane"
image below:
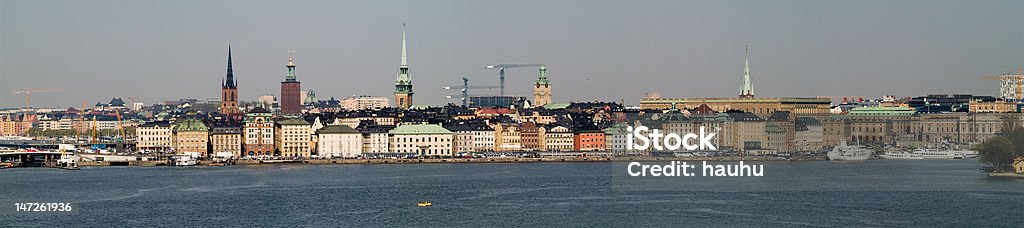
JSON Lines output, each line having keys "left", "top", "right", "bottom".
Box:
{"left": 91, "top": 116, "right": 98, "bottom": 144}
{"left": 76, "top": 100, "right": 86, "bottom": 142}
{"left": 11, "top": 87, "right": 63, "bottom": 110}
{"left": 980, "top": 69, "right": 1024, "bottom": 100}
{"left": 115, "top": 111, "right": 125, "bottom": 141}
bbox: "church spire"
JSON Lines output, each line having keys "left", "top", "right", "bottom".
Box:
{"left": 400, "top": 23, "right": 408, "bottom": 68}
{"left": 224, "top": 45, "right": 236, "bottom": 88}
{"left": 394, "top": 23, "right": 414, "bottom": 109}
{"left": 739, "top": 45, "right": 754, "bottom": 98}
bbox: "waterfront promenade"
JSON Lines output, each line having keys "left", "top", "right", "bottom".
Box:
{"left": 73, "top": 155, "right": 824, "bottom": 167}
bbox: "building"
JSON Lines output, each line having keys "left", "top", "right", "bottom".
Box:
{"left": 493, "top": 123, "right": 521, "bottom": 151}
{"left": 573, "top": 129, "right": 605, "bottom": 151}
{"left": 445, "top": 121, "right": 493, "bottom": 153}
{"left": 794, "top": 117, "right": 823, "bottom": 151}
{"left": 640, "top": 96, "right": 832, "bottom": 118}
{"left": 280, "top": 54, "right": 302, "bottom": 115}
{"left": 394, "top": 26, "right": 414, "bottom": 109}
{"left": 724, "top": 112, "right": 767, "bottom": 151}
{"left": 999, "top": 69, "right": 1023, "bottom": 100}
{"left": 739, "top": 45, "right": 754, "bottom": 98}
{"left": 316, "top": 125, "right": 363, "bottom": 158}
{"left": 969, "top": 98, "right": 1019, "bottom": 113}
{"left": 219, "top": 46, "right": 240, "bottom": 115}
{"left": 211, "top": 126, "right": 242, "bottom": 157}
{"left": 136, "top": 121, "right": 172, "bottom": 152}
{"left": 243, "top": 107, "right": 274, "bottom": 156}
{"left": 533, "top": 65, "right": 553, "bottom": 107}
{"left": 389, "top": 124, "right": 453, "bottom": 156}
{"left": 519, "top": 122, "right": 544, "bottom": 151}
{"left": 603, "top": 123, "right": 630, "bottom": 154}
{"left": 173, "top": 118, "right": 209, "bottom": 157}
{"left": 358, "top": 123, "right": 394, "bottom": 153}
{"left": 258, "top": 94, "right": 277, "bottom": 109}
{"left": 275, "top": 118, "right": 311, "bottom": 158}
{"left": 341, "top": 96, "right": 390, "bottom": 110}
{"left": 544, "top": 125, "right": 574, "bottom": 151}
{"left": 1014, "top": 157, "right": 1024, "bottom": 174}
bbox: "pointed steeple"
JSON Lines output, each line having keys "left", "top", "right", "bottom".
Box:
{"left": 740, "top": 45, "right": 754, "bottom": 98}
{"left": 224, "top": 45, "right": 236, "bottom": 88}
{"left": 400, "top": 23, "right": 408, "bottom": 68}
{"left": 395, "top": 23, "right": 412, "bottom": 88}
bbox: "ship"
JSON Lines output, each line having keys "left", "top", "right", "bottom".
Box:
{"left": 827, "top": 140, "right": 872, "bottom": 161}
{"left": 911, "top": 149, "right": 968, "bottom": 160}
{"left": 880, "top": 151, "right": 923, "bottom": 160}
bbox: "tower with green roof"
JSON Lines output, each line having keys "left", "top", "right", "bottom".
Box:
{"left": 533, "top": 64, "right": 552, "bottom": 107}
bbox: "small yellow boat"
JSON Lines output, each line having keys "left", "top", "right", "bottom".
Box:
{"left": 417, "top": 200, "right": 432, "bottom": 207}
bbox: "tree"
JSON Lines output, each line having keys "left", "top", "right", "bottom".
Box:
{"left": 998, "top": 113, "right": 1024, "bottom": 158}
{"left": 975, "top": 136, "right": 1016, "bottom": 172}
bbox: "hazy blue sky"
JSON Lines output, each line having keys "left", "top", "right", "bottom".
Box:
{"left": 2, "top": 0, "right": 1022, "bottom": 108}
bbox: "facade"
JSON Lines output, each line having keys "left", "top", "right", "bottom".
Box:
{"left": 640, "top": 97, "right": 832, "bottom": 118}
{"left": 533, "top": 65, "right": 553, "bottom": 107}
{"left": 999, "top": 69, "right": 1023, "bottom": 100}
{"left": 316, "top": 125, "right": 363, "bottom": 158}
{"left": 574, "top": 130, "right": 606, "bottom": 151}
{"left": 173, "top": 118, "right": 209, "bottom": 157}
{"left": 280, "top": 55, "right": 302, "bottom": 115}
{"left": 445, "top": 122, "right": 492, "bottom": 153}
{"left": 211, "top": 126, "right": 242, "bottom": 157}
{"left": 724, "top": 112, "right": 767, "bottom": 151}
{"left": 389, "top": 124, "right": 453, "bottom": 156}
{"left": 358, "top": 124, "right": 394, "bottom": 153}
{"left": 493, "top": 123, "right": 521, "bottom": 151}
{"left": 275, "top": 118, "right": 312, "bottom": 158}
{"left": 219, "top": 46, "right": 240, "bottom": 115}
{"left": 136, "top": 121, "right": 172, "bottom": 152}
{"left": 394, "top": 27, "right": 414, "bottom": 109}
{"left": 243, "top": 107, "right": 274, "bottom": 156}
{"left": 341, "top": 96, "right": 390, "bottom": 110}
{"left": 519, "top": 122, "right": 544, "bottom": 151}
{"left": 544, "top": 125, "right": 574, "bottom": 151}
{"left": 969, "top": 99, "right": 1019, "bottom": 113}
{"left": 603, "top": 123, "right": 630, "bottom": 154}
{"left": 794, "top": 117, "right": 823, "bottom": 151}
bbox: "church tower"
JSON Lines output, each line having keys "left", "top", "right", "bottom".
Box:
{"left": 739, "top": 45, "right": 755, "bottom": 98}
{"left": 280, "top": 52, "right": 302, "bottom": 114}
{"left": 220, "top": 45, "right": 239, "bottom": 114}
{"left": 394, "top": 24, "right": 414, "bottom": 109}
{"left": 533, "top": 64, "right": 552, "bottom": 107}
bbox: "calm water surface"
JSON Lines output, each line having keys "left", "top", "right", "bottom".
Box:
{"left": 2, "top": 160, "right": 1022, "bottom": 227}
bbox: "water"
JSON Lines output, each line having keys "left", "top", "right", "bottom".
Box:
{"left": 2, "top": 160, "right": 1022, "bottom": 227}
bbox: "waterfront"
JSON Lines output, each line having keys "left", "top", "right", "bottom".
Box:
{"left": 2, "top": 160, "right": 1023, "bottom": 227}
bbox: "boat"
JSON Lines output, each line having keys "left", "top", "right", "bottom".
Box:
{"left": 880, "top": 151, "right": 923, "bottom": 160}
{"left": 911, "top": 149, "right": 967, "bottom": 160}
{"left": 174, "top": 155, "right": 198, "bottom": 166}
{"left": 417, "top": 200, "right": 432, "bottom": 207}
{"left": 827, "top": 140, "right": 872, "bottom": 161}
{"left": 56, "top": 153, "right": 80, "bottom": 170}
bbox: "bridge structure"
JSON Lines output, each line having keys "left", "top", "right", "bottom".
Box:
{"left": 0, "top": 151, "right": 63, "bottom": 168}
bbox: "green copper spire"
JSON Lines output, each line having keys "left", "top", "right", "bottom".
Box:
{"left": 285, "top": 51, "right": 297, "bottom": 82}
{"left": 534, "top": 64, "right": 550, "bottom": 85}
{"left": 395, "top": 24, "right": 413, "bottom": 94}
{"left": 740, "top": 45, "right": 754, "bottom": 98}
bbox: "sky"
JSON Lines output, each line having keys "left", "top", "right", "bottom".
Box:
{"left": 1, "top": 0, "right": 1023, "bottom": 108}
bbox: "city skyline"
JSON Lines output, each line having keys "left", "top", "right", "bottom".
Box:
{"left": 2, "top": 0, "right": 1024, "bottom": 108}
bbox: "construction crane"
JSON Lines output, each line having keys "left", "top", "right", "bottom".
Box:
{"left": 442, "top": 77, "right": 500, "bottom": 107}
{"left": 90, "top": 116, "right": 98, "bottom": 144}
{"left": 76, "top": 100, "right": 86, "bottom": 142}
{"left": 485, "top": 64, "right": 543, "bottom": 96}
{"left": 11, "top": 87, "right": 63, "bottom": 110}
{"left": 980, "top": 69, "right": 1024, "bottom": 100}
{"left": 115, "top": 111, "right": 125, "bottom": 142}
{"left": 126, "top": 96, "right": 144, "bottom": 110}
